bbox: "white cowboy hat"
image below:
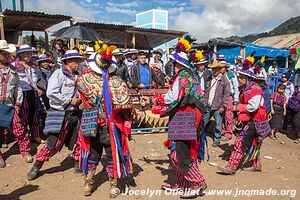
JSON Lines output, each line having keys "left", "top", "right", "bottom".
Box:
{"left": 61, "top": 50, "right": 84, "bottom": 61}
{"left": 87, "top": 52, "right": 116, "bottom": 74}
{"left": 37, "top": 54, "right": 50, "bottom": 62}
{"left": 112, "top": 48, "right": 123, "bottom": 55}
{"left": 0, "top": 40, "right": 16, "bottom": 53}
{"left": 84, "top": 47, "right": 95, "bottom": 55}
{"left": 124, "top": 49, "right": 138, "bottom": 55}
{"left": 194, "top": 58, "right": 207, "bottom": 65}
{"left": 168, "top": 51, "right": 190, "bottom": 68}
{"left": 17, "top": 44, "right": 38, "bottom": 54}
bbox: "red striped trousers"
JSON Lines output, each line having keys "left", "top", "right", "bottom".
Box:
{"left": 170, "top": 150, "right": 206, "bottom": 190}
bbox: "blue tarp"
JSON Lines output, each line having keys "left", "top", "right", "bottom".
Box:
{"left": 245, "top": 43, "right": 290, "bottom": 57}
{"left": 218, "top": 47, "right": 241, "bottom": 64}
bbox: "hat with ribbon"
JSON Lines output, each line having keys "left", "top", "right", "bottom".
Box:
{"left": 61, "top": 50, "right": 84, "bottom": 61}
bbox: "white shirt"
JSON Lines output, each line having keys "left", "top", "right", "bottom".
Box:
{"left": 208, "top": 74, "right": 222, "bottom": 106}
{"left": 198, "top": 71, "right": 205, "bottom": 93}
{"left": 268, "top": 66, "right": 278, "bottom": 75}
{"left": 47, "top": 68, "right": 77, "bottom": 111}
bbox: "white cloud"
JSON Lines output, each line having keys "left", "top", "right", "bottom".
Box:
{"left": 24, "top": 0, "right": 93, "bottom": 21}
{"left": 106, "top": 1, "right": 140, "bottom": 8}
{"left": 105, "top": 6, "right": 137, "bottom": 16}
{"left": 168, "top": 7, "right": 185, "bottom": 15}
{"left": 175, "top": 0, "right": 300, "bottom": 42}
{"left": 85, "top": 0, "right": 93, "bottom": 3}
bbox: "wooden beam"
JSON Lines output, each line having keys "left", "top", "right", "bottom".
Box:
{"left": 124, "top": 31, "right": 127, "bottom": 48}
{"left": 0, "top": 13, "right": 4, "bottom": 40}
{"left": 131, "top": 32, "right": 135, "bottom": 49}
{"left": 213, "top": 44, "right": 218, "bottom": 62}
{"left": 44, "top": 31, "right": 49, "bottom": 51}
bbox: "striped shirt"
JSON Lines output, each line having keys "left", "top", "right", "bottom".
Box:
{"left": 0, "top": 65, "right": 23, "bottom": 107}
{"left": 11, "top": 60, "right": 41, "bottom": 91}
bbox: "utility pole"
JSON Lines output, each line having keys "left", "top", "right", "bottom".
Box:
{"left": 20, "top": 0, "right": 24, "bottom": 11}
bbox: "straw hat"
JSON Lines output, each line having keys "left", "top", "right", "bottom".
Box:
{"left": 208, "top": 61, "right": 226, "bottom": 68}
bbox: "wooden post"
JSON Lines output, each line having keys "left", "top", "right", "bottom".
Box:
{"left": 124, "top": 31, "right": 127, "bottom": 49}
{"left": 0, "top": 13, "right": 4, "bottom": 40}
{"left": 70, "top": 20, "right": 75, "bottom": 49}
{"left": 213, "top": 44, "right": 217, "bottom": 62}
{"left": 44, "top": 31, "right": 49, "bottom": 51}
{"left": 132, "top": 33, "right": 135, "bottom": 49}
{"left": 240, "top": 46, "right": 245, "bottom": 59}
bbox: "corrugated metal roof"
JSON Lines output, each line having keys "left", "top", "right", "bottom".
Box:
{"left": 76, "top": 22, "right": 186, "bottom": 49}
{"left": 253, "top": 33, "right": 300, "bottom": 49}
{"left": 2, "top": 9, "right": 71, "bottom": 31}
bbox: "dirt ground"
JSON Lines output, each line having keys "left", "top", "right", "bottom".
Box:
{"left": 0, "top": 129, "right": 299, "bottom": 200}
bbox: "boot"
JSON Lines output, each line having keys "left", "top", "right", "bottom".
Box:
{"left": 27, "top": 160, "right": 44, "bottom": 180}
{"left": 109, "top": 176, "right": 120, "bottom": 198}
{"left": 0, "top": 156, "right": 6, "bottom": 168}
{"left": 73, "top": 160, "right": 81, "bottom": 174}
{"left": 217, "top": 166, "right": 236, "bottom": 175}
{"left": 242, "top": 166, "right": 262, "bottom": 172}
{"left": 23, "top": 153, "right": 33, "bottom": 163}
{"left": 84, "top": 168, "right": 96, "bottom": 196}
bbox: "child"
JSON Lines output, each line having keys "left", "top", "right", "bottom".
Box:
{"left": 270, "top": 83, "right": 287, "bottom": 139}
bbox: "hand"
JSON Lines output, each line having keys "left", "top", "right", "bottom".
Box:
{"left": 219, "top": 107, "right": 225, "bottom": 113}
{"left": 128, "top": 134, "right": 132, "bottom": 141}
{"left": 271, "top": 110, "right": 275, "bottom": 115}
{"left": 70, "top": 98, "right": 81, "bottom": 105}
{"left": 142, "top": 96, "right": 149, "bottom": 103}
{"left": 79, "top": 103, "right": 85, "bottom": 110}
{"left": 268, "top": 113, "right": 272, "bottom": 120}
{"left": 139, "top": 83, "right": 145, "bottom": 89}
{"left": 127, "top": 82, "right": 133, "bottom": 88}
{"left": 14, "top": 105, "right": 21, "bottom": 114}
{"left": 283, "top": 111, "right": 286, "bottom": 116}
{"left": 37, "top": 89, "right": 44, "bottom": 97}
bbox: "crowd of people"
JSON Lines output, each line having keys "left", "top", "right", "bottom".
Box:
{"left": 0, "top": 35, "right": 300, "bottom": 199}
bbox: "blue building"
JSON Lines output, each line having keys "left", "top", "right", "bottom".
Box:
{"left": 136, "top": 9, "right": 169, "bottom": 63}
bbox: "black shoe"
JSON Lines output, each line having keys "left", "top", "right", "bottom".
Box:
{"left": 27, "top": 161, "right": 44, "bottom": 180}
{"left": 212, "top": 141, "right": 220, "bottom": 147}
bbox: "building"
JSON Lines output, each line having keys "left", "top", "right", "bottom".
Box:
{"left": 136, "top": 9, "right": 168, "bottom": 30}
{"left": 136, "top": 9, "right": 169, "bottom": 64}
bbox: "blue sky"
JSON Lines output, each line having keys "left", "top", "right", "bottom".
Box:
{"left": 1, "top": 0, "right": 300, "bottom": 42}
{"left": 2, "top": 0, "right": 202, "bottom": 26}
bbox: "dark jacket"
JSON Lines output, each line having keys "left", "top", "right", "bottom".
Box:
{"left": 115, "top": 62, "right": 131, "bottom": 85}
{"left": 131, "top": 63, "right": 165, "bottom": 88}
{"left": 204, "top": 74, "right": 230, "bottom": 110}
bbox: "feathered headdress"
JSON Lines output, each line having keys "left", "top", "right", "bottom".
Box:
{"left": 253, "top": 56, "right": 266, "bottom": 74}
{"left": 176, "top": 35, "right": 195, "bottom": 53}
{"left": 94, "top": 40, "right": 116, "bottom": 68}
{"left": 191, "top": 50, "right": 205, "bottom": 63}
{"left": 243, "top": 51, "right": 256, "bottom": 70}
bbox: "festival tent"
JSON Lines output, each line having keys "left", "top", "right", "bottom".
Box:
{"left": 245, "top": 43, "right": 290, "bottom": 57}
